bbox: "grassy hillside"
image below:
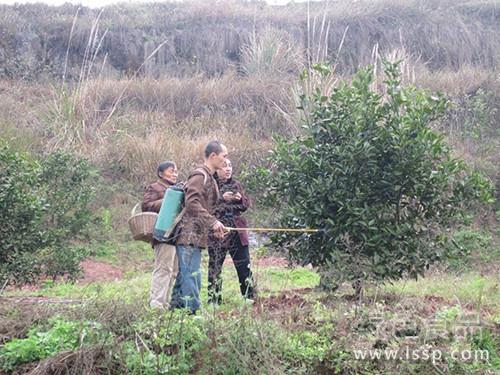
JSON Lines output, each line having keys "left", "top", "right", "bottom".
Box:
{"left": 0, "top": 0, "right": 499, "bottom": 79}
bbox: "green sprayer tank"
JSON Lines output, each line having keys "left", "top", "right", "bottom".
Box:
{"left": 153, "top": 186, "right": 184, "bottom": 241}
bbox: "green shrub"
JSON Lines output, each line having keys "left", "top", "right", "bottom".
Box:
{"left": 0, "top": 141, "right": 46, "bottom": 285}
{"left": 265, "top": 62, "right": 494, "bottom": 289}
{"left": 204, "top": 314, "right": 289, "bottom": 374}
{"left": 39, "top": 152, "right": 95, "bottom": 245}
{"left": 40, "top": 245, "right": 90, "bottom": 282}
{"left": 38, "top": 152, "right": 95, "bottom": 281}
{"left": 0, "top": 140, "right": 96, "bottom": 285}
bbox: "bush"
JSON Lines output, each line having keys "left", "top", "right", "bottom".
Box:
{"left": 39, "top": 152, "right": 95, "bottom": 244}
{"left": 265, "top": 62, "right": 494, "bottom": 289}
{"left": 0, "top": 141, "right": 95, "bottom": 285}
{"left": 39, "top": 245, "right": 90, "bottom": 282}
{"left": 0, "top": 141, "right": 46, "bottom": 285}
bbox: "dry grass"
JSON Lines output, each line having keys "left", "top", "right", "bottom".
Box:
{"left": 240, "top": 26, "right": 303, "bottom": 77}
{"left": 117, "top": 123, "right": 271, "bottom": 187}
{"left": 0, "top": 72, "right": 288, "bottom": 187}
{"left": 0, "top": 298, "right": 63, "bottom": 345}
{"left": 1, "top": 61, "right": 497, "bottom": 190}
{"left": 25, "top": 346, "right": 114, "bottom": 375}
{"left": 88, "top": 74, "right": 289, "bottom": 125}
{"left": 417, "top": 65, "right": 498, "bottom": 96}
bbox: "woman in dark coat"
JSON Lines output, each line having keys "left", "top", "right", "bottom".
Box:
{"left": 208, "top": 159, "right": 255, "bottom": 304}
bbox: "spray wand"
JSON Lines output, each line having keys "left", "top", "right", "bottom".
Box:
{"left": 225, "top": 227, "right": 319, "bottom": 233}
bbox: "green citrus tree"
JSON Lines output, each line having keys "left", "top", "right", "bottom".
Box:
{"left": 266, "top": 62, "right": 494, "bottom": 290}
{"left": 0, "top": 142, "right": 46, "bottom": 285}
{"left": 0, "top": 141, "right": 95, "bottom": 285}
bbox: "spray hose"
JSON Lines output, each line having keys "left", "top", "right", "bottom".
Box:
{"left": 225, "top": 227, "right": 319, "bottom": 233}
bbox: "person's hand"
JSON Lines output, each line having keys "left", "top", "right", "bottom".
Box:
{"left": 223, "top": 192, "right": 241, "bottom": 201}
{"left": 222, "top": 192, "right": 234, "bottom": 201}
{"left": 212, "top": 220, "right": 226, "bottom": 239}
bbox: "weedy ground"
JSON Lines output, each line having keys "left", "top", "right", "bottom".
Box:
{"left": 1, "top": 243, "right": 498, "bottom": 375}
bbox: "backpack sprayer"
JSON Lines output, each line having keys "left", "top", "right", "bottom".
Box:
{"left": 153, "top": 186, "right": 185, "bottom": 241}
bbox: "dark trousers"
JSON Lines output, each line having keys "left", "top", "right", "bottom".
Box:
{"left": 208, "top": 235, "right": 255, "bottom": 304}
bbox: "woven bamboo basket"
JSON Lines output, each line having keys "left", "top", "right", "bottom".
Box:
{"left": 128, "top": 203, "right": 158, "bottom": 242}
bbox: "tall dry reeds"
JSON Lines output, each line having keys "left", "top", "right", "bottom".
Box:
{"left": 117, "top": 124, "right": 271, "bottom": 187}
{"left": 25, "top": 69, "right": 284, "bottom": 186}
{"left": 240, "top": 27, "right": 303, "bottom": 77}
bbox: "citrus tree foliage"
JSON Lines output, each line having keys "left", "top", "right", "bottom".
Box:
{"left": 0, "top": 141, "right": 95, "bottom": 285}
{"left": 0, "top": 142, "right": 46, "bottom": 284}
{"left": 266, "top": 62, "right": 493, "bottom": 288}
{"left": 39, "top": 152, "right": 95, "bottom": 246}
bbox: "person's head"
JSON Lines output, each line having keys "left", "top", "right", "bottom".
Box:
{"left": 204, "top": 140, "right": 228, "bottom": 172}
{"left": 157, "top": 161, "right": 177, "bottom": 183}
{"left": 217, "top": 158, "right": 233, "bottom": 181}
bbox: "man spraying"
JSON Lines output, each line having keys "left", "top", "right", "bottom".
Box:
{"left": 169, "top": 140, "right": 227, "bottom": 313}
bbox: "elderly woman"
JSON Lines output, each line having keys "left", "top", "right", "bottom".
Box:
{"left": 208, "top": 159, "right": 255, "bottom": 304}
{"left": 142, "top": 161, "right": 179, "bottom": 309}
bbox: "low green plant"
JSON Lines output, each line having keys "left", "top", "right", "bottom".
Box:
{"left": 444, "top": 229, "right": 496, "bottom": 272}
{"left": 121, "top": 311, "right": 208, "bottom": 374}
{"left": 121, "top": 341, "right": 178, "bottom": 375}
{"left": 471, "top": 330, "right": 500, "bottom": 370}
{"left": 0, "top": 317, "right": 104, "bottom": 371}
{"left": 436, "top": 305, "right": 461, "bottom": 322}
{"left": 435, "top": 305, "right": 462, "bottom": 338}
{"left": 283, "top": 331, "right": 330, "bottom": 369}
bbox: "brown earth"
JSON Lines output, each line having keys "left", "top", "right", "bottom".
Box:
{"left": 2, "top": 260, "right": 124, "bottom": 294}
{"left": 79, "top": 260, "right": 123, "bottom": 283}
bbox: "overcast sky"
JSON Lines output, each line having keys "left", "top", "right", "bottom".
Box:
{"left": 0, "top": 0, "right": 298, "bottom": 6}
